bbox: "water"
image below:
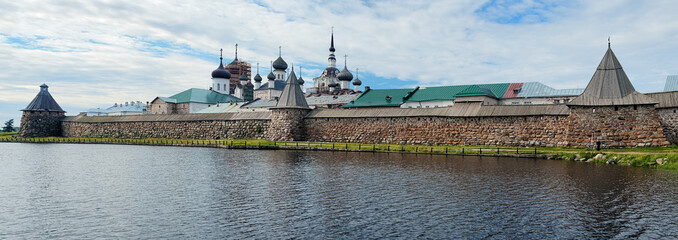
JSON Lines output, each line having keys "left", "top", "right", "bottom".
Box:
{"left": 1, "top": 143, "right": 677, "bottom": 239}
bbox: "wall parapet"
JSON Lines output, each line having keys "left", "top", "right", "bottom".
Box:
{"left": 63, "top": 111, "right": 271, "bottom": 123}
{"left": 309, "top": 104, "right": 570, "bottom": 118}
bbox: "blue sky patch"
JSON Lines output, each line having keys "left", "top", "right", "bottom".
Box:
{"left": 126, "top": 35, "right": 215, "bottom": 62}
{"left": 475, "top": 0, "right": 567, "bottom": 24}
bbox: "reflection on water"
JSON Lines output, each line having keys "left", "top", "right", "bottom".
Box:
{"left": 1, "top": 143, "right": 677, "bottom": 239}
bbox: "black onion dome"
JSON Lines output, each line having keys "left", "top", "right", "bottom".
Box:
{"left": 337, "top": 66, "right": 353, "bottom": 81}
{"left": 352, "top": 77, "right": 362, "bottom": 86}
{"left": 239, "top": 72, "right": 248, "bottom": 81}
{"left": 267, "top": 71, "right": 276, "bottom": 80}
{"left": 298, "top": 76, "right": 304, "bottom": 85}
{"left": 272, "top": 56, "right": 288, "bottom": 70}
{"left": 254, "top": 73, "right": 262, "bottom": 82}
{"left": 211, "top": 63, "right": 231, "bottom": 79}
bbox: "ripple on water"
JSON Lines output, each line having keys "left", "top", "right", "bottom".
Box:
{"left": 1, "top": 143, "right": 678, "bottom": 239}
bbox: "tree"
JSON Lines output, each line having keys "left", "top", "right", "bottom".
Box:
{"left": 3, "top": 119, "right": 14, "bottom": 132}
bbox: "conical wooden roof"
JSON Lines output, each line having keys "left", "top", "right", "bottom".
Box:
{"left": 568, "top": 46, "right": 656, "bottom": 106}
{"left": 22, "top": 84, "right": 65, "bottom": 112}
{"left": 273, "top": 68, "right": 309, "bottom": 109}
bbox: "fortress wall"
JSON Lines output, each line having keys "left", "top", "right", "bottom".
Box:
{"left": 62, "top": 120, "right": 270, "bottom": 139}
{"left": 656, "top": 107, "right": 678, "bottom": 144}
{"left": 304, "top": 115, "right": 570, "bottom": 147}
{"left": 61, "top": 112, "right": 271, "bottom": 139}
{"left": 566, "top": 105, "right": 669, "bottom": 147}
{"left": 18, "top": 111, "right": 65, "bottom": 138}
{"left": 56, "top": 105, "right": 675, "bottom": 147}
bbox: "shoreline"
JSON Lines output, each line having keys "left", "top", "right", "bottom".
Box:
{"left": 1, "top": 135, "right": 676, "bottom": 171}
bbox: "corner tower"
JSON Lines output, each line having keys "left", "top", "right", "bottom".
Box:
{"left": 566, "top": 42, "right": 668, "bottom": 147}
{"left": 17, "top": 84, "right": 66, "bottom": 137}
{"left": 268, "top": 66, "right": 310, "bottom": 141}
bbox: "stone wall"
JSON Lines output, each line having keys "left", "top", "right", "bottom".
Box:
{"left": 268, "top": 108, "right": 310, "bottom": 141}
{"left": 305, "top": 115, "right": 570, "bottom": 147}
{"left": 17, "top": 111, "right": 65, "bottom": 138}
{"left": 656, "top": 107, "right": 678, "bottom": 144}
{"left": 39, "top": 103, "right": 678, "bottom": 147}
{"left": 62, "top": 113, "right": 270, "bottom": 139}
{"left": 566, "top": 105, "right": 669, "bottom": 147}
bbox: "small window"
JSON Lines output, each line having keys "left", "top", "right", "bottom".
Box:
{"left": 426, "top": 106, "right": 429, "bottom": 108}
{"left": 554, "top": 100, "right": 560, "bottom": 104}
{"left": 564, "top": 99, "right": 569, "bottom": 103}
{"left": 634, "top": 105, "right": 637, "bottom": 110}
{"left": 417, "top": 106, "right": 422, "bottom": 108}
{"left": 434, "top": 105, "right": 438, "bottom": 108}
{"left": 513, "top": 89, "right": 521, "bottom": 94}
{"left": 614, "top": 106, "right": 619, "bottom": 111}
{"left": 524, "top": 102, "right": 532, "bottom": 104}
{"left": 512, "top": 102, "right": 519, "bottom": 105}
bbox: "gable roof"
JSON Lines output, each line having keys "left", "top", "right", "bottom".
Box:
{"left": 455, "top": 85, "right": 498, "bottom": 98}
{"left": 158, "top": 88, "right": 242, "bottom": 104}
{"left": 515, "top": 82, "right": 583, "bottom": 98}
{"left": 23, "top": 84, "right": 65, "bottom": 112}
{"left": 405, "top": 83, "right": 509, "bottom": 103}
{"left": 342, "top": 88, "right": 417, "bottom": 108}
{"left": 664, "top": 75, "right": 678, "bottom": 92}
{"left": 273, "top": 69, "right": 309, "bottom": 109}
{"left": 569, "top": 46, "right": 656, "bottom": 106}
{"left": 254, "top": 80, "right": 286, "bottom": 91}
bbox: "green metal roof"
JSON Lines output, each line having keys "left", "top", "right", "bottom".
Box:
{"left": 342, "top": 88, "right": 417, "bottom": 108}
{"left": 405, "top": 83, "right": 509, "bottom": 102}
{"left": 455, "top": 85, "right": 498, "bottom": 98}
{"left": 164, "top": 88, "right": 242, "bottom": 104}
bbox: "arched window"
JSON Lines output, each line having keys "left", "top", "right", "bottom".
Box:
{"left": 217, "top": 84, "right": 220, "bottom": 91}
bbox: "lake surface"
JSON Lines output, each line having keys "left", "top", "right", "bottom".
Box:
{"left": 1, "top": 143, "right": 677, "bottom": 239}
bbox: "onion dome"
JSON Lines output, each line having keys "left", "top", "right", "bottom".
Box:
{"left": 239, "top": 72, "right": 248, "bottom": 81}
{"left": 337, "top": 66, "right": 353, "bottom": 81}
{"left": 212, "top": 49, "right": 231, "bottom": 79}
{"left": 352, "top": 77, "right": 361, "bottom": 86}
{"left": 267, "top": 71, "right": 276, "bottom": 80}
{"left": 298, "top": 76, "right": 304, "bottom": 85}
{"left": 353, "top": 68, "right": 362, "bottom": 86}
{"left": 254, "top": 73, "right": 262, "bottom": 82}
{"left": 272, "top": 56, "right": 287, "bottom": 70}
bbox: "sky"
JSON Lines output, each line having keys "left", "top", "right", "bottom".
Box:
{"left": 1, "top": 0, "right": 678, "bottom": 123}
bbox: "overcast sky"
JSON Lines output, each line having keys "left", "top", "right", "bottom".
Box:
{"left": 1, "top": 0, "right": 678, "bottom": 122}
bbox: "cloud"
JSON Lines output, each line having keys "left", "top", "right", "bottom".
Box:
{"left": 1, "top": 0, "right": 678, "bottom": 120}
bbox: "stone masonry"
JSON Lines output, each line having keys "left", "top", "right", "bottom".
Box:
{"left": 567, "top": 105, "right": 669, "bottom": 147}
{"left": 17, "top": 111, "right": 65, "bottom": 138}
{"left": 62, "top": 117, "right": 269, "bottom": 139}
{"left": 656, "top": 107, "right": 678, "bottom": 145}
{"left": 305, "top": 115, "right": 570, "bottom": 147}
{"left": 268, "top": 108, "right": 310, "bottom": 141}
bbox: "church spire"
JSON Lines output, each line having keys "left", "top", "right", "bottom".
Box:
{"left": 234, "top": 43, "right": 238, "bottom": 61}
{"left": 329, "top": 26, "right": 335, "bottom": 52}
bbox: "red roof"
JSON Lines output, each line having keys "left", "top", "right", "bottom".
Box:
{"left": 503, "top": 83, "right": 524, "bottom": 98}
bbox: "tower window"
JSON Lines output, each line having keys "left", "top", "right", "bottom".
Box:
{"left": 217, "top": 84, "right": 220, "bottom": 91}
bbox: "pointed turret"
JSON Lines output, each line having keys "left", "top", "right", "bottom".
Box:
{"left": 274, "top": 65, "right": 309, "bottom": 109}
{"left": 23, "top": 84, "right": 64, "bottom": 112}
{"left": 569, "top": 44, "right": 656, "bottom": 106}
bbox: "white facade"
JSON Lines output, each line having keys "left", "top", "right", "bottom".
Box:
{"left": 401, "top": 100, "right": 455, "bottom": 108}
{"left": 212, "top": 77, "right": 230, "bottom": 94}
{"left": 499, "top": 96, "right": 576, "bottom": 105}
